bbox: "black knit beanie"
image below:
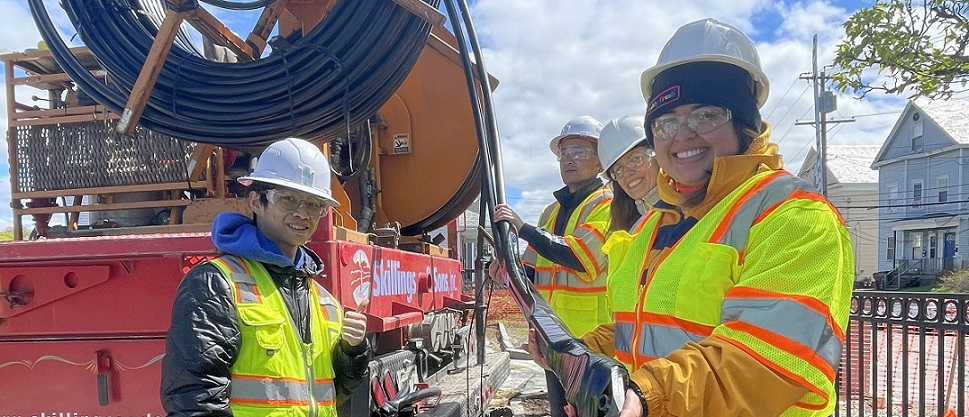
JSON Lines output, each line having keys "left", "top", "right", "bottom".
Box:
{"left": 643, "top": 61, "right": 760, "bottom": 147}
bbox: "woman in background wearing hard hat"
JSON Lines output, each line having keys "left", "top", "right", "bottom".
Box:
{"left": 595, "top": 115, "right": 659, "bottom": 276}
{"left": 563, "top": 19, "right": 852, "bottom": 416}
{"left": 598, "top": 115, "right": 660, "bottom": 232}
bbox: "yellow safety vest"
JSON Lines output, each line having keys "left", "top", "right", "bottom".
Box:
{"left": 522, "top": 185, "right": 612, "bottom": 337}
{"left": 602, "top": 214, "right": 651, "bottom": 312}
{"left": 610, "top": 171, "right": 852, "bottom": 416}
{"left": 209, "top": 255, "right": 344, "bottom": 417}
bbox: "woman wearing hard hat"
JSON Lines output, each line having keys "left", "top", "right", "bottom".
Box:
{"left": 565, "top": 19, "right": 852, "bottom": 416}
{"left": 594, "top": 115, "right": 659, "bottom": 274}
{"left": 598, "top": 115, "right": 660, "bottom": 231}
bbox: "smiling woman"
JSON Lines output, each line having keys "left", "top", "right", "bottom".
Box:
{"left": 574, "top": 18, "right": 855, "bottom": 417}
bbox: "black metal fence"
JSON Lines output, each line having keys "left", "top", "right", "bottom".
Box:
{"left": 837, "top": 291, "right": 969, "bottom": 417}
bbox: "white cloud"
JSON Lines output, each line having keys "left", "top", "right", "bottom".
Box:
{"left": 471, "top": 0, "right": 906, "bottom": 224}
{"left": 0, "top": 0, "right": 916, "bottom": 235}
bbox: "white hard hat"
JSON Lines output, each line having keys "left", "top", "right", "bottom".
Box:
{"left": 238, "top": 137, "right": 340, "bottom": 206}
{"left": 548, "top": 115, "right": 604, "bottom": 156}
{"left": 597, "top": 116, "right": 648, "bottom": 177}
{"left": 640, "top": 18, "right": 769, "bottom": 109}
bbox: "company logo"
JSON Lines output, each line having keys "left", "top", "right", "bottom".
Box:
{"left": 372, "top": 259, "right": 418, "bottom": 302}
{"left": 647, "top": 85, "right": 680, "bottom": 114}
{"left": 370, "top": 260, "right": 459, "bottom": 303}
{"left": 349, "top": 250, "right": 372, "bottom": 308}
{"left": 431, "top": 267, "right": 458, "bottom": 294}
{"left": 299, "top": 165, "right": 315, "bottom": 186}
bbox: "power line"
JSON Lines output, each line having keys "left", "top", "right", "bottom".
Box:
{"left": 776, "top": 106, "right": 815, "bottom": 147}
{"left": 769, "top": 84, "right": 812, "bottom": 133}
{"left": 838, "top": 198, "right": 969, "bottom": 210}
{"left": 763, "top": 76, "right": 803, "bottom": 122}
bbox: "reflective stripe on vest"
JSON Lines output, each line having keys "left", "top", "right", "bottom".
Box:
{"left": 523, "top": 185, "right": 612, "bottom": 336}
{"left": 610, "top": 170, "right": 848, "bottom": 415}
{"left": 721, "top": 293, "right": 843, "bottom": 372}
{"left": 231, "top": 374, "right": 336, "bottom": 406}
{"left": 312, "top": 280, "right": 341, "bottom": 322}
{"left": 208, "top": 255, "right": 340, "bottom": 417}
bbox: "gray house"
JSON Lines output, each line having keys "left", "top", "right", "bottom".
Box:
{"left": 873, "top": 98, "right": 969, "bottom": 286}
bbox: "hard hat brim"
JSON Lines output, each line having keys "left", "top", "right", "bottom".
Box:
{"left": 238, "top": 176, "right": 341, "bottom": 207}
{"left": 548, "top": 134, "right": 599, "bottom": 156}
{"left": 601, "top": 137, "right": 650, "bottom": 179}
{"left": 640, "top": 55, "right": 769, "bottom": 109}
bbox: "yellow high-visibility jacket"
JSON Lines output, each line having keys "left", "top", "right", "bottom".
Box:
{"left": 522, "top": 184, "right": 612, "bottom": 337}
{"left": 210, "top": 255, "right": 344, "bottom": 417}
{"left": 582, "top": 127, "right": 853, "bottom": 416}
{"left": 601, "top": 213, "right": 652, "bottom": 312}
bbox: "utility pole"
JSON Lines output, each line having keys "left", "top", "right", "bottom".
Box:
{"left": 796, "top": 34, "right": 854, "bottom": 197}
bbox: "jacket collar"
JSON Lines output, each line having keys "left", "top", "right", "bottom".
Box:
{"left": 553, "top": 177, "right": 605, "bottom": 208}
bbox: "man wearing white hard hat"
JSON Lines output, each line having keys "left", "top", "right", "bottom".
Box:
{"left": 492, "top": 116, "right": 613, "bottom": 417}
{"left": 561, "top": 19, "right": 852, "bottom": 417}
{"left": 162, "top": 138, "right": 371, "bottom": 417}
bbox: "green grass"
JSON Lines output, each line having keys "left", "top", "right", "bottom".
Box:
{"left": 0, "top": 228, "right": 13, "bottom": 242}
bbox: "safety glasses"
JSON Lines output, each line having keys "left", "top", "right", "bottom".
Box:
{"left": 609, "top": 151, "right": 655, "bottom": 179}
{"left": 264, "top": 189, "right": 328, "bottom": 216}
{"left": 557, "top": 145, "right": 597, "bottom": 161}
{"left": 651, "top": 106, "right": 732, "bottom": 140}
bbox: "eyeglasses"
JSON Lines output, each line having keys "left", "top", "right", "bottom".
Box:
{"left": 651, "top": 106, "right": 732, "bottom": 140}
{"left": 557, "top": 145, "right": 597, "bottom": 161}
{"left": 609, "top": 151, "right": 654, "bottom": 179}
{"left": 264, "top": 189, "right": 328, "bottom": 216}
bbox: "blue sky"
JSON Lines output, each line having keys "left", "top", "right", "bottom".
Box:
{"left": 0, "top": 0, "right": 908, "bottom": 232}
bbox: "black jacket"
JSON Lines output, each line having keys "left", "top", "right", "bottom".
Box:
{"left": 520, "top": 177, "right": 606, "bottom": 278}
{"left": 160, "top": 248, "right": 371, "bottom": 416}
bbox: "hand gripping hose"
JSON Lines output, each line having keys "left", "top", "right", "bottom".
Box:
{"left": 28, "top": 0, "right": 437, "bottom": 147}
{"left": 440, "top": 0, "right": 630, "bottom": 415}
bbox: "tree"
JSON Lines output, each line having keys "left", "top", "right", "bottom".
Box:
{"left": 833, "top": 0, "right": 969, "bottom": 99}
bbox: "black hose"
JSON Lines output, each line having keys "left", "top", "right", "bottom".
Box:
{"left": 138, "top": 0, "right": 204, "bottom": 56}
{"left": 28, "top": 0, "right": 438, "bottom": 147}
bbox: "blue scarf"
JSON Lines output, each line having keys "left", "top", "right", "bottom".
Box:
{"left": 211, "top": 212, "right": 297, "bottom": 267}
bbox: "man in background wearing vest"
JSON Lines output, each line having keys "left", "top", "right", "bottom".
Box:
{"left": 492, "top": 116, "right": 613, "bottom": 417}
{"left": 161, "top": 138, "right": 370, "bottom": 417}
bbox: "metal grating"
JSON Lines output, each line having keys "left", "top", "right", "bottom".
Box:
{"left": 14, "top": 120, "right": 196, "bottom": 193}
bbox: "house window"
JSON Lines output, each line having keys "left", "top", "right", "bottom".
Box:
{"left": 887, "top": 185, "right": 898, "bottom": 212}
{"left": 462, "top": 241, "right": 473, "bottom": 270}
{"left": 912, "top": 233, "right": 923, "bottom": 258}
{"left": 911, "top": 119, "right": 924, "bottom": 151}
{"left": 938, "top": 177, "right": 949, "bottom": 203}
{"left": 930, "top": 235, "right": 938, "bottom": 258}
{"left": 913, "top": 182, "right": 923, "bottom": 208}
{"left": 887, "top": 236, "right": 896, "bottom": 261}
